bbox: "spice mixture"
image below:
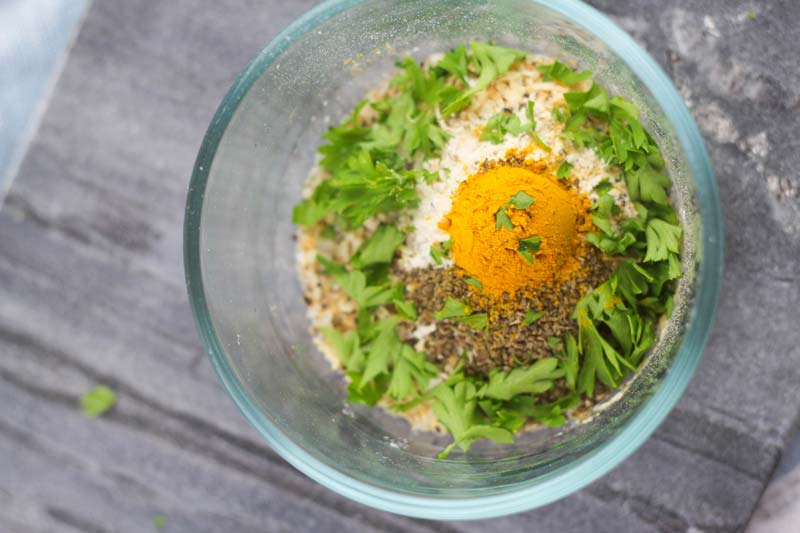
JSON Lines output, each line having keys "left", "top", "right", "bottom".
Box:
{"left": 294, "top": 42, "right": 682, "bottom": 458}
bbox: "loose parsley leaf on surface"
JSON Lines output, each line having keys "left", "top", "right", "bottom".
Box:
{"left": 536, "top": 60, "right": 592, "bottom": 86}
{"left": 153, "top": 515, "right": 166, "bottom": 529}
{"left": 517, "top": 236, "right": 542, "bottom": 264}
{"left": 435, "top": 297, "right": 471, "bottom": 320}
{"left": 80, "top": 385, "right": 116, "bottom": 418}
{"left": 522, "top": 309, "right": 545, "bottom": 326}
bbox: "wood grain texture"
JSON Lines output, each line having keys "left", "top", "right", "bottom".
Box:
{"left": 1, "top": 1, "right": 798, "bottom": 531}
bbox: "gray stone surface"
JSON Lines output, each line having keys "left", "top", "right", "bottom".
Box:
{"left": 0, "top": 1, "right": 798, "bottom": 531}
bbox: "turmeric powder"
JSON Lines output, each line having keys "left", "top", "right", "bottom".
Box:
{"left": 440, "top": 161, "right": 593, "bottom": 298}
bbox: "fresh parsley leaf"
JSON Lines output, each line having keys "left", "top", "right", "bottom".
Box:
{"left": 612, "top": 260, "right": 652, "bottom": 306}
{"left": 292, "top": 198, "right": 329, "bottom": 226}
{"left": 393, "top": 298, "right": 418, "bottom": 321}
{"left": 495, "top": 191, "right": 535, "bottom": 230}
{"left": 517, "top": 236, "right": 542, "bottom": 264}
{"left": 433, "top": 380, "right": 475, "bottom": 445}
{"left": 80, "top": 385, "right": 116, "bottom": 418}
{"left": 346, "top": 371, "right": 389, "bottom": 406}
{"left": 495, "top": 208, "right": 513, "bottom": 231}
{"left": 154, "top": 515, "right": 166, "bottom": 529}
{"left": 525, "top": 100, "right": 537, "bottom": 129}
{"left": 508, "top": 191, "right": 535, "bottom": 209}
{"left": 321, "top": 327, "right": 365, "bottom": 372}
{"left": 547, "top": 336, "right": 562, "bottom": 350}
{"left": 594, "top": 178, "right": 613, "bottom": 195}
{"left": 481, "top": 103, "right": 544, "bottom": 145}
{"left": 388, "top": 344, "right": 437, "bottom": 400}
{"left": 316, "top": 255, "right": 347, "bottom": 276}
{"left": 574, "top": 294, "right": 636, "bottom": 396}
{"left": 351, "top": 224, "right": 405, "bottom": 268}
{"left": 430, "top": 239, "right": 452, "bottom": 264}
{"left": 532, "top": 133, "right": 552, "bottom": 152}
{"left": 317, "top": 99, "right": 372, "bottom": 173}
{"left": 457, "top": 313, "right": 488, "bottom": 331}
{"left": 306, "top": 151, "right": 422, "bottom": 228}
{"left": 435, "top": 297, "right": 471, "bottom": 320}
{"left": 537, "top": 60, "right": 592, "bottom": 86}
{"left": 333, "top": 270, "right": 397, "bottom": 308}
{"left": 507, "top": 394, "right": 581, "bottom": 427}
{"left": 464, "top": 277, "right": 483, "bottom": 290}
{"left": 583, "top": 84, "right": 610, "bottom": 116}
{"left": 668, "top": 251, "right": 682, "bottom": 279}
{"left": 522, "top": 309, "right": 545, "bottom": 326}
{"left": 361, "top": 316, "right": 402, "bottom": 386}
{"left": 320, "top": 224, "right": 337, "bottom": 239}
{"left": 433, "top": 381, "right": 514, "bottom": 458}
{"left": 434, "top": 45, "right": 470, "bottom": 83}
{"left": 624, "top": 164, "right": 667, "bottom": 205}
{"left": 556, "top": 161, "right": 573, "bottom": 180}
{"left": 560, "top": 334, "right": 579, "bottom": 390}
{"left": 494, "top": 408, "right": 526, "bottom": 432}
{"left": 644, "top": 218, "right": 682, "bottom": 262}
{"left": 477, "top": 358, "right": 564, "bottom": 401}
{"left": 480, "top": 110, "right": 523, "bottom": 143}
{"left": 441, "top": 41, "right": 527, "bottom": 116}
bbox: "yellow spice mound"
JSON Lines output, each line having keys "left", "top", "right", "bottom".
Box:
{"left": 440, "top": 163, "right": 592, "bottom": 298}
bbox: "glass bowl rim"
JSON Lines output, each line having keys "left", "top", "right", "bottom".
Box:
{"left": 183, "top": 0, "right": 723, "bottom": 519}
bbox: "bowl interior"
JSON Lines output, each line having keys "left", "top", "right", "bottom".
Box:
{"left": 186, "top": 0, "right": 720, "bottom": 514}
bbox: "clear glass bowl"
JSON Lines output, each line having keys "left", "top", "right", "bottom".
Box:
{"left": 184, "top": 0, "right": 722, "bottom": 519}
